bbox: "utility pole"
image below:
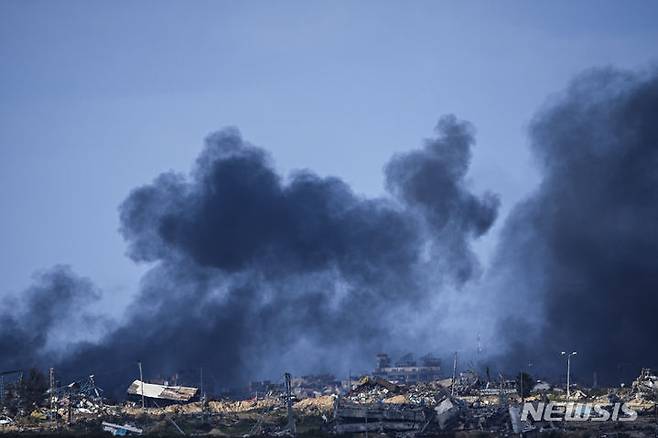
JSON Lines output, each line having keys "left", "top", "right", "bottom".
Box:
{"left": 561, "top": 351, "right": 577, "bottom": 399}
{"left": 138, "top": 361, "right": 145, "bottom": 410}
{"left": 200, "top": 367, "right": 204, "bottom": 402}
{"left": 451, "top": 352, "right": 458, "bottom": 397}
{"left": 284, "top": 373, "right": 296, "bottom": 435}
{"left": 49, "top": 367, "right": 55, "bottom": 423}
{"left": 67, "top": 389, "right": 73, "bottom": 425}
{"left": 520, "top": 371, "right": 524, "bottom": 405}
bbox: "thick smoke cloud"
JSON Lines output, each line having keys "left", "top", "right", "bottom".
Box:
{"left": 6, "top": 67, "right": 658, "bottom": 393}
{"left": 45, "top": 116, "right": 495, "bottom": 393}
{"left": 0, "top": 265, "right": 101, "bottom": 371}
{"left": 386, "top": 115, "right": 499, "bottom": 283}
{"left": 492, "top": 68, "right": 658, "bottom": 384}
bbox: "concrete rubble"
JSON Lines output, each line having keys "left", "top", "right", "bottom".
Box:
{"left": 0, "top": 368, "right": 657, "bottom": 436}
{"left": 632, "top": 368, "right": 658, "bottom": 400}
{"left": 434, "top": 396, "right": 463, "bottom": 430}
{"left": 334, "top": 400, "right": 427, "bottom": 434}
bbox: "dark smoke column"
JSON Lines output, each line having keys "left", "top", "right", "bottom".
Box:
{"left": 494, "top": 68, "right": 658, "bottom": 383}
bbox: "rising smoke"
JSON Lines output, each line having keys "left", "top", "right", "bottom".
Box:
{"left": 0, "top": 265, "right": 102, "bottom": 371}
{"left": 490, "top": 68, "right": 658, "bottom": 384}
{"left": 4, "top": 67, "right": 657, "bottom": 393}
{"left": 1, "top": 115, "right": 496, "bottom": 394}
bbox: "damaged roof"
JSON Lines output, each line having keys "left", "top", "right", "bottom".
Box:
{"left": 127, "top": 380, "right": 198, "bottom": 402}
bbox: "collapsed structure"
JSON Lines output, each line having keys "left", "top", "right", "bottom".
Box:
{"left": 126, "top": 380, "right": 198, "bottom": 404}
{"left": 632, "top": 368, "right": 658, "bottom": 400}
{"left": 1, "top": 366, "right": 657, "bottom": 436}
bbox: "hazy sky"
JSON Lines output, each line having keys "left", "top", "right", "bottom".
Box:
{"left": 2, "top": 0, "right": 657, "bottom": 312}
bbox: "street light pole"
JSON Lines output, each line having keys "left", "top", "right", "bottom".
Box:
{"left": 451, "top": 352, "right": 458, "bottom": 397}
{"left": 561, "top": 351, "right": 577, "bottom": 398}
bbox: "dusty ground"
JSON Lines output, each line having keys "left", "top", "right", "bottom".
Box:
{"left": 1, "top": 399, "right": 656, "bottom": 437}
{"left": 0, "top": 397, "right": 333, "bottom": 437}
{"left": 1, "top": 390, "right": 656, "bottom": 436}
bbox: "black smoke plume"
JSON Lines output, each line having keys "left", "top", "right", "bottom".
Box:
{"left": 0, "top": 116, "right": 495, "bottom": 394}
{"left": 386, "top": 116, "right": 499, "bottom": 283}
{"left": 492, "top": 68, "right": 658, "bottom": 384}
{"left": 0, "top": 266, "right": 101, "bottom": 371}
{"left": 10, "top": 67, "right": 656, "bottom": 394}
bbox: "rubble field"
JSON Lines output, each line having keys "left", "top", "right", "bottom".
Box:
{"left": 1, "top": 370, "right": 657, "bottom": 437}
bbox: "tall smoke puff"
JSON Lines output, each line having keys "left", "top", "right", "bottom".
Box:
{"left": 493, "top": 68, "right": 658, "bottom": 383}
{"left": 386, "top": 115, "right": 499, "bottom": 283}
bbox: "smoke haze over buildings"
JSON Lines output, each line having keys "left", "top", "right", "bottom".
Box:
{"left": 2, "top": 68, "right": 658, "bottom": 391}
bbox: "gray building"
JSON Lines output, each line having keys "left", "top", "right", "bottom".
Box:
{"left": 373, "top": 353, "right": 441, "bottom": 384}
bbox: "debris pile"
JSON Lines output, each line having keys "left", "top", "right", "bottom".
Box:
{"left": 334, "top": 399, "right": 428, "bottom": 434}
{"left": 433, "top": 396, "right": 464, "bottom": 430}
{"left": 345, "top": 376, "right": 401, "bottom": 403}
{"left": 452, "top": 370, "right": 480, "bottom": 395}
{"left": 3, "top": 366, "right": 658, "bottom": 436}
{"left": 207, "top": 397, "right": 281, "bottom": 413}
{"left": 632, "top": 368, "right": 658, "bottom": 400}
{"left": 405, "top": 381, "right": 450, "bottom": 406}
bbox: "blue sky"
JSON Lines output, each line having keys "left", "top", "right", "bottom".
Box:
{"left": 1, "top": 0, "right": 657, "bottom": 312}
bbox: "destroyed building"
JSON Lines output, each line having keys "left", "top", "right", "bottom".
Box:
{"left": 632, "top": 368, "right": 658, "bottom": 400}
{"left": 334, "top": 399, "right": 428, "bottom": 434}
{"left": 2, "top": 365, "right": 658, "bottom": 436}
{"left": 373, "top": 353, "right": 441, "bottom": 384}
{"left": 126, "top": 380, "right": 198, "bottom": 405}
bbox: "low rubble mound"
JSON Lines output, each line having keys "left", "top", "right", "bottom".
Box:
{"left": 208, "top": 397, "right": 281, "bottom": 413}
{"left": 382, "top": 394, "right": 408, "bottom": 404}
{"left": 293, "top": 394, "right": 336, "bottom": 415}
